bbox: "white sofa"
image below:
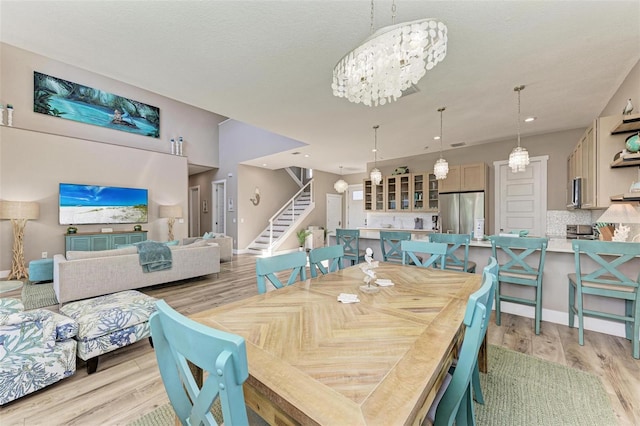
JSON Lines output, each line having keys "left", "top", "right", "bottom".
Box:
{"left": 183, "top": 233, "right": 233, "bottom": 262}
{"left": 53, "top": 240, "right": 220, "bottom": 304}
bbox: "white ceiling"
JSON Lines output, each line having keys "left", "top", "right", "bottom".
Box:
{"left": 1, "top": 1, "right": 639, "bottom": 175}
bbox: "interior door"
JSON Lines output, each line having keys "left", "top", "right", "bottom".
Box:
{"left": 189, "top": 186, "right": 200, "bottom": 237}
{"left": 494, "top": 156, "right": 548, "bottom": 237}
{"left": 346, "top": 184, "right": 365, "bottom": 228}
{"left": 212, "top": 180, "right": 226, "bottom": 234}
{"left": 326, "top": 194, "right": 343, "bottom": 239}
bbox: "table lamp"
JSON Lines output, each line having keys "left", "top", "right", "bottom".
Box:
{"left": 0, "top": 200, "right": 40, "bottom": 280}
{"left": 597, "top": 202, "right": 640, "bottom": 242}
{"left": 159, "top": 204, "right": 182, "bottom": 241}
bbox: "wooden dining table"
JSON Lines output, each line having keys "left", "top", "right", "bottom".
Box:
{"left": 190, "top": 262, "right": 482, "bottom": 425}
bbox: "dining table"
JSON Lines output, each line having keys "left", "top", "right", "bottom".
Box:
{"left": 190, "top": 261, "right": 483, "bottom": 425}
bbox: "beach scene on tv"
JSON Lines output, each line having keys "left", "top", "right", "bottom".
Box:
{"left": 59, "top": 184, "right": 148, "bottom": 225}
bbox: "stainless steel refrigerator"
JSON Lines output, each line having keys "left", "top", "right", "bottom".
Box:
{"left": 439, "top": 192, "right": 485, "bottom": 234}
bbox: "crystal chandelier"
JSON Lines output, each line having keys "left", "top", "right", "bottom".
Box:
{"left": 334, "top": 166, "right": 349, "bottom": 193}
{"left": 509, "top": 85, "right": 530, "bottom": 173}
{"left": 332, "top": 0, "right": 448, "bottom": 107}
{"left": 433, "top": 107, "right": 449, "bottom": 180}
{"left": 370, "top": 125, "right": 382, "bottom": 185}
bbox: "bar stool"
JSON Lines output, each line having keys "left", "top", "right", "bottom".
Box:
{"left": 379, "top": 231, "right": 411, "bottom": 263}
{"left": 336, "top": 229, "right": 366, "bottom": 266}
{"left": 429, "top": 233, "right": 476, "bottom": 273}
{"left": 489, "top": 236, "right": 548, "bottom": 335}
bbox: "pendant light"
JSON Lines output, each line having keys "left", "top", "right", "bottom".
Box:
{"left": 508, "top": 85, "right": 530, "bottom": 173}
{"left": 370, "top": 125, "right": 382, "bottom": 185}
{"left": 334, "top": 166, "right": 349, "bottom": 193}
{"left": 433, "top": 107, "right": 449, "bottom": 180}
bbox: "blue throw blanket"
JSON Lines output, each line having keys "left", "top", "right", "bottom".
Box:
{"left": 136, "top": 241, "right": 172, "bottom": 273}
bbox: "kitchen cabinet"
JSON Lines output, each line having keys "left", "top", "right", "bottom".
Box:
{"left": 566, "top": 115, "right": 637, "bottom": 209}
{"left": 385, "top": 174, "right": 411, "bottom": 211}
{"left": 410, "top": 173, "right": 438, "bottom": 212}
{"left": 363, "top": 179, "right": 384, "bottom": 211}
{"left": 427, "top": 174, "right": 439, "bottom": 211}
{"left": 438, "top": 163, "right": 488, "bottom": 193}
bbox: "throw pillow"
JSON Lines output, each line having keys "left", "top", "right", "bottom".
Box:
{"left": 203, "top": 232, "right": 214, "bottom": 239}
{"left": 165, "top": 240, "right": 179, "bottom": 246}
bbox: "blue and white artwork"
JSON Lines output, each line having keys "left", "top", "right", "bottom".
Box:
{"left": 34, "top": 72, "right": 160, "bottom": 138}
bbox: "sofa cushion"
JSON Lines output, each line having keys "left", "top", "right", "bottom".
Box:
{"left": 66, "top": 246, "right": 137, "bottom": 261}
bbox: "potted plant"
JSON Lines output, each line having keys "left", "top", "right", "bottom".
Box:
{"left": 296, "top": 229, "right": 311, "bottom": 251}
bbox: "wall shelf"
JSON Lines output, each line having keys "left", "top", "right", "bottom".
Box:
{"left": 611, "top": 152, "right": 640, "bottom": 168}
{"left": 611, "top": 113, "right": 640, "bottom": 135}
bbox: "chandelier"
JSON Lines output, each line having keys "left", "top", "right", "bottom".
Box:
{"left": 370, "top": 125, "right": 382, "bottom": 185}
{"left": 509, "top": 85, "right": 530, "bottom": 173}
{"left": 334, "top": 166, "right": 349, "bottom": 193}
{"left": 331, "top": 0, "right": 448, "bottom": 107}
{"left": 433, "top": 107, "right": 449, "bottom": 180}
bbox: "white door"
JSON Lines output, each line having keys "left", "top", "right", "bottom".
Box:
{"left": 212, "top": 180, "right": 226, "bottom": 234}
{"left": 326, "top": 194, "right": 343, "bottom": 240}
{"left": 494, "top": 156, "right": 548, "bottom": 237}
{"left": 189, "top": 186, "right": 200, "bottom": 237}
{"left": 346, "top": 184, "right": 366, "bottom": 228}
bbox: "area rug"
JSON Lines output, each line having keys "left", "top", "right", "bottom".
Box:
{"left": 21, "top": 281, "right": 58, "bottom": 310}
{"left": 0, "top": 280, "right": 23, "bottom": 294}
{"left": 130, "top": 346, "right": 615, "bottom": 426}
{"left": 475, "top": 345, "right": 616, "bottom": 425}
{"left": 128, "top": 400, "right": 266, "bottom": 426}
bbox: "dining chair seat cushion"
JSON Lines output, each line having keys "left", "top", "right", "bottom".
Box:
{"left": 568, "top": 273, "right": 636, "bottom": 293}
{"left": 443, "top": 261, "right": 477, "bottom": 273}
{"left": 426, "top": 373, "right": 453, "bottom": 424}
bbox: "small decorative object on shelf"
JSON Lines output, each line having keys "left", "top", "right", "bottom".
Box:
{"left": 6, "top": 104, "right": 13, "bottom": 127}
{"left": 133, "top": 224, "right": 142, "bottom": 231}
{"left": 0, "top": 104, "right": 4, "bottom": 126}
{"left": 625, "top": 132, "right": 640, "bottom": 153}
{"left": 623, "top": 98, "right": 634, "bottom": 116}
{"left": 170, "top": 138, "right": 176, "bottom": 155}
{"left": 67, "top": 226, "right": 77, "bottom": 234}
{"left": 178, "top": 136, "right": 183, "bottom": 156}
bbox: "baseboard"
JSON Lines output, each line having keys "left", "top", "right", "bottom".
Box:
{"left": 0, "top": 270, "right": 8, "bottom": 279}
{"left": 498, "top": 302, "right": 629, "bottom": 338}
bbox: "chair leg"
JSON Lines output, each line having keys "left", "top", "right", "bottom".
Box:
{"left": 86, "top": 357, "right": 99, "bottom": 374}
{"left": 633, "top": 300, "right": 640, "bottom": 359}
{"left": 568, "top": 281, "right": 575, "bottom": 328}
{"left": 577, "top": 289, "right": 585, "bottom": 346}
{"left": 472, "top": 360, "right": 484, "bottom": 404}
{"left": 534, "top": 281, "right": 542, "bottom": 335}
{"left": 495, "top": 280, "right": 502, "bottom": 326}
{"left": 149, "top": 336, "right": 154, "bottom": 348}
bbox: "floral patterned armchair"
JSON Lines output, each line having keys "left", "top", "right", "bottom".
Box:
{"left": 0, "top": 298, "right": 78, "bottom": 405}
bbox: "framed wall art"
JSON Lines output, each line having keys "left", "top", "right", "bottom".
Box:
{"left": 33, "top": 71, "right": 160, "bottom": 138}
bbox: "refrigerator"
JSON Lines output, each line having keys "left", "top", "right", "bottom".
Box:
{"left": 439, "top": 192, "right": 485, "bottom": 235}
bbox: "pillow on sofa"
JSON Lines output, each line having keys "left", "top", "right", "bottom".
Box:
{"left": 202, "top": 232, "right": 214, "bottom": 239}
{"left": 179, "top": 239, "right": 210, "bottom": 249}
{"left": 165, "top": 240, "right": 179, "bottom": 246}
{"left": 66, "top": 246, "right": 137, "bottom": 260}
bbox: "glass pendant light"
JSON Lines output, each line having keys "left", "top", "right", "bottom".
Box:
{"left": 370, "top": 125, "right": 382, "bottom": 185}
{"left": 508, "top": 85, "right": 530, "bottom": 173}
{"left": 433, "top": 107, "right": 449, "bottom": 180}
{"left": 334, "top": 166, "right": 349, "bottom": 193}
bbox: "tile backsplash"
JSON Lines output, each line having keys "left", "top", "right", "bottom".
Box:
{"left": 366, "top": 212, "right": 438, "bottom": 230}
{"left": 546, "top": 210, "right": 593, "bottom": 237}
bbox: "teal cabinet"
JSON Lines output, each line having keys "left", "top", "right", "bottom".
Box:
{"left": 65, "top": 231, "right": 147, "bottom": 252}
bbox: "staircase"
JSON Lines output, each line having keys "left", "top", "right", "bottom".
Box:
{"left": 247, "top": 180, "right": 315, "bottom": 255}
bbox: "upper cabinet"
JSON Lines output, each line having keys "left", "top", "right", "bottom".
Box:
{"left": 567, "top": 115, "right": 637, "bottom": 209}
{"left": 438, "top": 163, "right": 488, "bottom": 193}
{"left": 363, "top": 179, "right": 384, "bottom": 211}
{"left": 385, "top": 174, "right": 411, "bottom": 211}
{"left": 363, "top": 172, "right": 438, "bottom": 212}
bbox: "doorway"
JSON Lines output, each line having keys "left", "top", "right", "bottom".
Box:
{"left": 494, "top": 155, "right": 548, "bottom": 237}
{"left": 326, "top": 193, "right": 343, "bottom": 240}
{"left": 189, "top": 186, "right": 200, "bottom": 237}
{"left": 211, "top": 180, "right": 227, "bottom": 235}
{"left": 346, "top": 184, "right": 365, "bottom": 228}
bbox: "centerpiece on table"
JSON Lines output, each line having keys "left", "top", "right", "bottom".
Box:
{"left": 359, "top": 248, "right": 380, "bottom": 293}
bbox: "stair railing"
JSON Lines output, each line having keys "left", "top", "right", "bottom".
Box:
{"left": 268, "top": 180, "right": 313, "bottom": 248}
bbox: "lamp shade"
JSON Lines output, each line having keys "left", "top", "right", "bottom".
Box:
{"left": 597, "top": 203, "right": 640, "bottom": 224}
{"left": 0, "top": 200, "right": 40, "bottom": 220}
{"left": 159, "top": 204, "right": 182, "bottom": 219}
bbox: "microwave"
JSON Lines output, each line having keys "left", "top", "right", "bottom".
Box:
{"left": 567, "top": 177, "right": 582, "bottom": 209}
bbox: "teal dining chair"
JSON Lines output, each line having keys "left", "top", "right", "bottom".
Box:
{"left": 379, "top": 231, "right": 411, "bottom": 263}
{"left": 489, "top": 235, "right": 548, "bottom": 335}
{"left": 429, "top": 233, "right": 477, "bottom": 273}
{"left": 308, "top": 245, "right": 344, "bottom": 278}
{"left": 569, "top": 240, "right": 640, "bottom": 359}
{"left": 255, "top": 251, "right": 307, "bottom": 294}
{"left": 427, "top": 267, "right": 495, "bottom": 425}
{"left": 401, "top": 240, "right": 447, "bottom": 269}
{"left": 336, "top": 229, "right": 366, "bottom": 266}
{"left": 150, "top": 300, "right": 250, "bottom": 426}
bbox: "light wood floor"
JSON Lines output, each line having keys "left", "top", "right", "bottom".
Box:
{"left": 1, "top": 254, "right": 638, "bottom": 425}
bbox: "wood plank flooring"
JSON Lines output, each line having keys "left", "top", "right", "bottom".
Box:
{"left": 1, "top": 254, "right": 638, "bottom": 425}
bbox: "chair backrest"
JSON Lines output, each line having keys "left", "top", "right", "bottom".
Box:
{"left": 255, "top": 251, "right": 307, "bottom": 294}
{"left": 489, "top": 236, "right": 548, "bottom": 278}
{"left": 572, "top": 240, "right": 640, "bottom": 288}
{"left": 308, "top": 245, "right": 344, "bottom": 278}
{"left": 401, "top": 240, "right": 447, "bottom": 269}
{"left": 150, "top": 300, "right": 249, "bottom": 426}
{"left": 429, "top": 233, "right": 471, "bottom": 271}
{"left": 380, "top": 231, "right": 411, "bottom": 262}
{"left": 480, "top": 257, "right": 498, "bottom": 334}
{"left": 336, "top": 229, "right": 361, "bottom": 259}
{"left": 434, "top": 271, "right": 493, "bottom": 425}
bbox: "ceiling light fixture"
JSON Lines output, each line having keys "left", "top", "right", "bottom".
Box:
{"left": 509, "top": 85, "right": 530, "bottom": 173}
{"left": 370, "top": 125, "right": 382, "bottom": 185}
{"left": 331, "top": 0, "right": 448, "bottom": 107}
{"left": 524, "top": 116, "right": 536, "bottom": 122}
{"left": 433, "top": 107, "right": 449, "bottom": 180}
{"left": 334, "top": 166, "right": 349, "bottom": 193}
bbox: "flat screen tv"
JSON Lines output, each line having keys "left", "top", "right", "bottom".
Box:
{"left": 59, "top": 183, "right": 148, "bottom": 225}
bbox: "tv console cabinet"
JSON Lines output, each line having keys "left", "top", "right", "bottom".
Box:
{"left": 65, "top": 231, "right": 147, "bottom": 252}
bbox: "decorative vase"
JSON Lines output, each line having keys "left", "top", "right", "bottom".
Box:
{"left": 0, "top": 105, "right": 4, "bottom": 126}
{"left": 7, "top": 106, "right": 13, "bottom": 127}
{"left": 134, "top": 225, "right": 142, "bottom": 231}
{"left": 67, "top": 226, "right": 77, "bottom": 234}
